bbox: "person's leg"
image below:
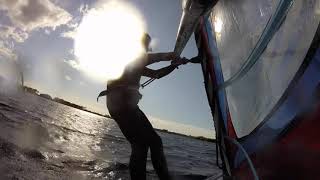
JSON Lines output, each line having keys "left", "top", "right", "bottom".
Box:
{"left": 109, "top": 106, "right": 170, "bottom": 180}
{"left": 149, "top": 133, "right": 171, "bottom": 180}
{"left": 129, "top": 143, "right": 148, "bottom": 180}
{"left": 136, "top": 109, "right": 171, "bottom": 180}
{"left": 109, "top": 108, "right": 149, "bottom": 180}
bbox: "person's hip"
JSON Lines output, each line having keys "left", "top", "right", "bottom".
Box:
{"left": 107, "top": 90, "right": 142, "bottom": 115}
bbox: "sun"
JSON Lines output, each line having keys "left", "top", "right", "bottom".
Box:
{"left": 74, "top": 1, "right": 146, "bottom": 81}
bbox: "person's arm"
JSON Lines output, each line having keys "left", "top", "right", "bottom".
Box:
{"left": 142, "top": 65, "right": 178, "bottom": 79}
{"left": 169, "top": 56, "right": 200, "bottom": 66}
{"left": 188, "top": 56, "right": 202, "bottom": 64}
{"left": 146, "top": 52, "right": 178, "bottom": 65}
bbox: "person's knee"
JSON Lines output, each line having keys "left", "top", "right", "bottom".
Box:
{"left": 150, "top": 134, "right": 163, "bottom": 149}
{"left": 130, "top": 144, "right": 148, "bottom": 161}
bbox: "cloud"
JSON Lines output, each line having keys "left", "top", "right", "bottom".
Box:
{"left": 0, "top": 0, "right": 73, "bottom": 57}
{"left": 63, "top": 59, "right": 80, "bottom": 70}
{"left": 60, "top": 15, "right": 82, "bottom": 39}
{"left": 0, "top": 25, "right": 29, "bottom": 43}
{"left": 79, "top": 3, "right": 89, "bottom": 14}
{"left": 68, "top": 49, "right": 74, "bottom": 55}
{"left": 60, "top": 3, "right": 89, "bottom": 40}
{"left": 44, "top": 28, "right": 51, "bottom": 35}
{"left": 65, "top": 75, "right": 72, "bottom": 81}
{"left": 0, "top": 45, "right": 17, "bottom": 61}
{"left": 0, "top": 0, "right": 72, "bottom": 31}
{"left": 61, "top": 28, "right": 77, "bottom": 39}
{"left": 0, "top": 0, "right": 73, "bottom": 64}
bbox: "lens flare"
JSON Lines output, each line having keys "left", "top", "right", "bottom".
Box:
{"left": 75, "top": 1, "right": 146, "bottom": 81}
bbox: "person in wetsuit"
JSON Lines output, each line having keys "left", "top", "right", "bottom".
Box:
{"left": 105, "top": 33, "right": 185, "bottom": 180}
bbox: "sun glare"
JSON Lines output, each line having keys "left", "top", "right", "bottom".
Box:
{"left": 214, "top": 17, "right": 223, "bottom": 34}
{"left": 75, "top": 1, "right": 146, "bottom": 81}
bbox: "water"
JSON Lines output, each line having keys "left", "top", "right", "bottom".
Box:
{"left": 0, "top": 91, "right": 221, "bottom": 180}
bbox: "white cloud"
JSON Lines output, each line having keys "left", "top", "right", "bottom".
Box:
{"left": 79, "top": 3, "right": 89, "bottom": 14}
{"left": 63, "top": 59, "right": 80, "bottom": 70}
{"left": 61, "top": 28, "right": 77, "bottom": 39}
{"left": 0, "top": 46, "right": 17, "bottom": 61}
{"left": 0, "top": 25, "right": 29, "bottom": 43}
{"left": 44, "top": 28, "right": 51, "bottom": 35}
{"left": 69, "top": 49, "right": 74, "bottom": 55}
{"left": 65, "top": 75, "right": 72, "bottom": 81}
{"left": 60, "top": 3, "right": 88, "bottom": 40}
{"left": 0, "top": 0, "right": 73, "bottom": 54}
{"left": 0, "top": 0, "right": 73, "bottom": 65}
{"left": 0, "top": 0, "right": 72, "bottom": 31}
{"left": 60, "top": 17, "right": 81, "bottom": 39}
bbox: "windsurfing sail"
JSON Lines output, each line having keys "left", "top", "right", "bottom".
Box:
{"left": 175, "top": 0, "right": 320, "bottom": 179}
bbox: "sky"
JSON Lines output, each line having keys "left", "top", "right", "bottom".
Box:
{"left": 0, "top": 0, "right": 215, "bottom": 138}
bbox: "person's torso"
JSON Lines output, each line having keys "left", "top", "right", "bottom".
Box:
{"left": 107, "top": 54, "right": 147, "bottom": 112}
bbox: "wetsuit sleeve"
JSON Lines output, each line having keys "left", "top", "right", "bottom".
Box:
{"left": 142, "top": 65, "right": 178, "bottom": 79}
{"left": 146, "top": 52, "right": 176, "bottom": 65}
{"left": 189, "top": 56, "right": 202, "bottom": 63}
{"left": 142, "top": 68, "right": 158, "bottom": 78}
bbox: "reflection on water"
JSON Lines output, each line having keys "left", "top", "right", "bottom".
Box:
{"left": 0, "top": 92, "right": 220, "bottom": 179}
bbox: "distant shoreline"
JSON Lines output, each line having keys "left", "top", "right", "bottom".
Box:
{"left": 156, "top": 129, "right": 216, "bottom": 143}
{"left": 23, "top": 85, "right": 112, "bottom": 118}
{"left": 23, "top": 85, "right": 215, "bottom": 143}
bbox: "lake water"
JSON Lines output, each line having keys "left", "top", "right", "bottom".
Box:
{"left": 0, "top": 91, "right": 221, "bottom": 180}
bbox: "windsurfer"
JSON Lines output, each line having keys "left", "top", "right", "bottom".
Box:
{"left": 100, "top": 33, "right": 186, "bottom": 180}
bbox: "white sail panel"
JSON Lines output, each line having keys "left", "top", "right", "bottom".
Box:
{"left": 210, "top": 0, "right": 320, "bottom": 137}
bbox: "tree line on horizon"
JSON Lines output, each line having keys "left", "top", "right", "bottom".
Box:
{"left": 23, "top": 86, "right": 111, "bottom": 118}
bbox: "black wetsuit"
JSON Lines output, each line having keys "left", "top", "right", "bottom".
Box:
{"left": 106, "top": 54, "right": 175, "bottom": 180}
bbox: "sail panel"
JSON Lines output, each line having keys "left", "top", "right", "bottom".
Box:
{"left": 209, "top": 0, "right": 320, "bottom": 137}
{"left": 233, "top": 47, "right": 320, "bottom": 178}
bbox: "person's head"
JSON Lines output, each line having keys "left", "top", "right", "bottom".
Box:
{"left": 141, "top": 33, "right": 152, "bottom": 52}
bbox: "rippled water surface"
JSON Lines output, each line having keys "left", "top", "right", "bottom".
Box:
{"left": 0, "top": 91, "right": 221, "bottom": 180}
